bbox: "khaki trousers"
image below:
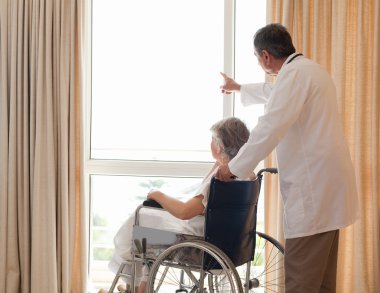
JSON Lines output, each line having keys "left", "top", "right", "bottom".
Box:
{"left": 285, "top": 230, "right": 340, "bottom": 293}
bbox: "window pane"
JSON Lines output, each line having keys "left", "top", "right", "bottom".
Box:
{"left": 89, "top": 175, "right": 203, "bottom": 291}
{"left": 91, "top": 0, "right": 224, "bottom": 162}
{"left": 234, "top": 0, "right": 266, "bottom": 128}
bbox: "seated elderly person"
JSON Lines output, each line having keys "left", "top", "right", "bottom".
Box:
{"left": 101, "top": 117, "right": 250, "bottom": 293}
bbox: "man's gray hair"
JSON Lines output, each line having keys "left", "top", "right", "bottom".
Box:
{"left": 254, "top": 23, "right": 296, "bottom": 59}
{"left": 210, "top": 117, "right": 250, "bottom": 161}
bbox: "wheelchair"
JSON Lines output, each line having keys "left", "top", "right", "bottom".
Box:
{"left": 107, "top": 168, "right": 284, "bottom": 293}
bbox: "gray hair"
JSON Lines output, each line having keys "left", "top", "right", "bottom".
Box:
{"left": 254, "top": 23, "right": 296, "bottom": 59}
{"left": 210, "top": 117, "right": 250, "bottom": 161}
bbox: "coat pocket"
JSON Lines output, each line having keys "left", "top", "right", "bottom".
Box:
{"left": 283, "top": 187, "right": 305, "bottom": 231}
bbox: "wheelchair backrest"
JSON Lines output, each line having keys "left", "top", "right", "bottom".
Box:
{"left": 204, "top": 177, "right": 261, "bottom": 267}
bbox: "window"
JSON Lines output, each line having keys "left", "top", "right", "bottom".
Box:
{"left": 91, "top": 0, "right": 224, "bottom": 162}
{"left": 87, "top": 1, "right": 266, "bottom": 291}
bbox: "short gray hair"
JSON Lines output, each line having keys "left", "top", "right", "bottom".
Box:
{"left": 254, "top": 23, "right": 296, "bottom": 59}
{"left": 210, "top": 117, "right": 250, "bottom": 161}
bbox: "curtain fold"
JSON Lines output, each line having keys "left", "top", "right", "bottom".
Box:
{"left": 266, "top": 0, "right": 380, "bottom": 292}
{"left": 0, "top": 0, "right": 86, "bottom": 292}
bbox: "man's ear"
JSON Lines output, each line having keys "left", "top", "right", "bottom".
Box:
{"left": 261, "top": 50, "right": 271, "bottom": 65}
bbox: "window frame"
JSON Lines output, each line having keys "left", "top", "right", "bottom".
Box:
{"left": 84, "top": 0, "right": 236, "bottom": 179}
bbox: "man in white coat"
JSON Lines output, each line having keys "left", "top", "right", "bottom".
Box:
{"left": 218, "top": 23, "right": 359, "bottom": 292}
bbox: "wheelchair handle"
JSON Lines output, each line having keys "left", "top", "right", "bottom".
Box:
{"left": 257, "top": 168, "right": 278, "bottom": 178}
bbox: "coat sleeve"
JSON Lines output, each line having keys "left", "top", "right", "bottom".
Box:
{"left": 229, "top": 68, "right": 310, "bottom": 178}
{"left": 240, "top": 83, "right": 272, "bottom": 106}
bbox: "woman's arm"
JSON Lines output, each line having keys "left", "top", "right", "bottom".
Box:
{"left": 147, "top": 191, "right": 204, "bottom": 220}
{"left": 146, "top": 163, "right": 217, "bottom": 220}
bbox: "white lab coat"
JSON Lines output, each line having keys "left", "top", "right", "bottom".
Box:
{"left": 229, "top": 53, "right": 359, "bottom": 239}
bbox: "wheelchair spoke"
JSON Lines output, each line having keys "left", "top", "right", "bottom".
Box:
{"left": 183, "top": 268, "right": 200, "bottom": 287}
{"left": 148, "top": 241, "right": 242, "bottom": 292}
{"left": 237, "top": 232, "right": 285, "bottom": 292}
{"left": 154, "top": 266, "right": 169, "bottom": 291}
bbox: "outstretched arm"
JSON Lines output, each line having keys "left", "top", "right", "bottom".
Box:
{"left": 220, "top": 72, "right": 271, "bottom": 105}
{"left": 147, "top": 191, "right": 204, "bottom": 220}
{"left": 146, "top": 163, "right": 218, "bottom": 219}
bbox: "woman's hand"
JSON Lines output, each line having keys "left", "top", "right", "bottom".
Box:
{"left": 147, "top": 190, "right": 163, "bottom": 201}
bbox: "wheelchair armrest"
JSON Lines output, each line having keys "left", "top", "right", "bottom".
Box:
{"left": 143, "top": 199, "right": 163, "bottom": 209}
{"left": 134, "top": 200, "right": 164, "bottom": 226}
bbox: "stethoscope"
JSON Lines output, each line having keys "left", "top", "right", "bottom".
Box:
{"left": 286, "top": 53, "right": 303, "bottom": 64}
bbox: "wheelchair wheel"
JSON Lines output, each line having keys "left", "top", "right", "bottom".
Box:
{"left": 238, "top": 231, "right": 285, "bottom": 293}
{"left": 147, "top": 240, "right": 243, "bottom": 292}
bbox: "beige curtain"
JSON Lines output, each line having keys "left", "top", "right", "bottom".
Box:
{"left": 0, "top": 0, "right": 86, "bottom": 292}
{"left": 265, "top": 0, "right": 380, "bottom": 292}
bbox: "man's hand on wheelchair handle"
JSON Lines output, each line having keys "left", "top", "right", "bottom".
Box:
{"left": 216, "top": 164, "right": 236, "bottom": 182}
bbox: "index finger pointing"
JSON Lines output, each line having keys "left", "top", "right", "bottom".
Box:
{"left": 220, "top": 72, "right": 229, "bottom": 80}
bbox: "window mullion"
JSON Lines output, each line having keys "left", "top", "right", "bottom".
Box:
{"left": 85, "top": 159, "right": 213, "bottom": 177}
{"left": 223, "top": 0, "right": 235, "bottom": 118}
